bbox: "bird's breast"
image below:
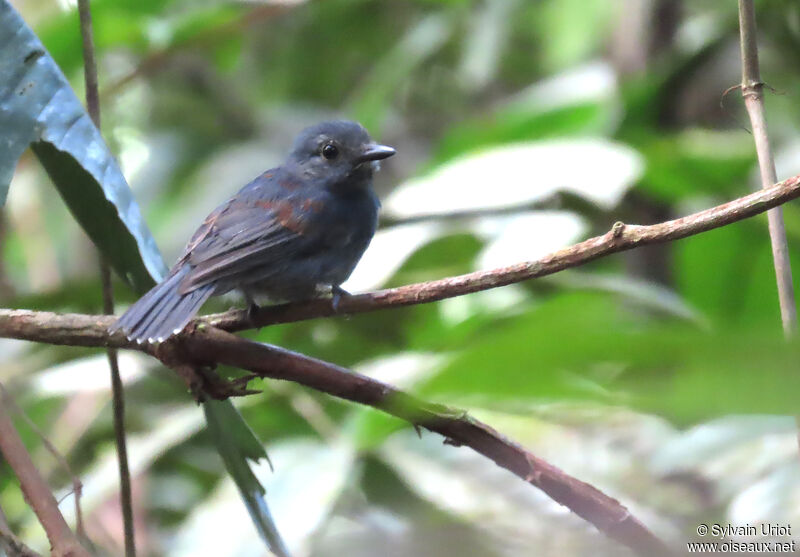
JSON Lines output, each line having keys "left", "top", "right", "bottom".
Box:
{"left": 304, "top": 189, "right": 378, "bottom": 245}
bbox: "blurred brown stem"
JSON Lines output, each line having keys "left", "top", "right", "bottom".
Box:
{"left": 99, "top": 260, "right": 135, "bottom": 557}
{"left": 738, "top": 0, "right": 798, "bottom": 336}
{"left": 76, "top": 0, "right": 136, "bottom": 554}
{"left": 0, "top": 385, "right": 85, "bottom": 539}
{"left": 0, "top": 393, "right": 91, "bottom": 557}
{"left": 185, "top": 327, "right": 672, "bottom": 557}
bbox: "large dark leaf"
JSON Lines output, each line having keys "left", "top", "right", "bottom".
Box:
{"left": 0, "top": 0, "right": 166, "bottom": 293}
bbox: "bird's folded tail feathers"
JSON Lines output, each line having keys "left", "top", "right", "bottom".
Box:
{"left": 109, "top": 266, "right": 214, "bottom": 343}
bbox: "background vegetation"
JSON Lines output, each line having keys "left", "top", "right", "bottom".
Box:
{"left": 3, "top": 0, "right": 800, "bottom": 555}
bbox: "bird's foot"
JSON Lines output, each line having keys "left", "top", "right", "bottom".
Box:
{"left": 247, "top": 302, "right": 260, "bottom": 323}
{"left": 331, "top": 285, "right": 350, "bottom": 313}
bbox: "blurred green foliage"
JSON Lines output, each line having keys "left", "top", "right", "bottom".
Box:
{"left": 4, "top": 0, "right": 800, "bottom": 555}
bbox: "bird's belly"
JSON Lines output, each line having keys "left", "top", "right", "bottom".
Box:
{"left": 232, "top": 240, "right": 368, "bottom": 302}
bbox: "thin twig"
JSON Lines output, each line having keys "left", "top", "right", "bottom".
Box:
{"left": 100, "top": 262, "right": 135, "bottom": 557}
{"left": 738, "top": 0, "right": 798, "bottom": 336}
{"left": 0, "top": 385, "right": 85, "bottom": 538}
{"left": 0, "top": 394, "right": 91, "bottom": 557}
{"left": 76, "top": 0, "right": 136, "bottom": 554}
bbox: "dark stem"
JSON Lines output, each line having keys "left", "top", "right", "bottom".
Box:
{"left": 77, "top": 0, "right": 136, "bottom": 554}
{"left": 101, "top": 258, "right": 136, "bottom": 557}
{"left": 1, "top": 174, "right": 799, "bottom": 345}
{"left": 738, "top": 0, "right": 798, "bottom": 336}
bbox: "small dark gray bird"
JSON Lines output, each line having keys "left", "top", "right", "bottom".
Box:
{"left": 110, "top": 120, "right": 395, "bottom": 343}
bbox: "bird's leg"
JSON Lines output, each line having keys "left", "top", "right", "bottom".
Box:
{"left": 243, "top": 291, "right": 260, "bottom": 322}
{"left": 331, "top": 284, "right": 350, "bottom": 313}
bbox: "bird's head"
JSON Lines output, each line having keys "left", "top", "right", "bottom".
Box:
{"left": 287, "top": 120, "right": 395, "bottom": 193}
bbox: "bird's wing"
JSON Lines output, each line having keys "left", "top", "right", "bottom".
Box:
{"left": 177, "top": 193, "right": 319, "bottom": 295}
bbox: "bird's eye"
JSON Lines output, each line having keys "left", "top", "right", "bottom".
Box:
{"left": 322, "top": 144, "right": 339, "bottom": 160}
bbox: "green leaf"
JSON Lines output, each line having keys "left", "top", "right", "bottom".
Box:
{"left": 433, "top": 102, "right": 611, "bottom": 166}
{"left": 636, "top": 131, "right": 756, "bottom": 202}
{"left": 532, "top": 0, "right": 614, "bottom": 72}
{"left": 204, "top": 400, "right": 290, "bottom": 557}
{"left": 414, "top": 291, "right": 800, "bottom": 421}
{"left": 348, "top": 13, "right": 452, "bottom": 133}
{"left": 0, "top": 0, "right": 167, "bottom": 292}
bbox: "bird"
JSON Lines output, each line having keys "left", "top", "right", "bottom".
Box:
{"left": 110, "top": 120, "right": 395, "bottom": 344}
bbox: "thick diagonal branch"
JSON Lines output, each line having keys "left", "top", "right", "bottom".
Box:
{"left": 191, "top": 327, "right": 671, "bottom": 556}
{"left": 0, "top": 313, "right": 672, "bottom": 556}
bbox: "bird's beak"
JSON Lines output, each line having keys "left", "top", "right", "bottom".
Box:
{"left": 358, "top": 144, "right": 396, "bottom": 163}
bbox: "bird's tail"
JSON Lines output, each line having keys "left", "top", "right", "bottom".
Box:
{"left": 110, "top": 266, "right": 214, "bottom": 344}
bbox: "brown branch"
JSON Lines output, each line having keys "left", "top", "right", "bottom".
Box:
{"left": 0, "top": 393, "right": 91, "bottom": 557}
{"left": 0, "top": 385, "right": 85, "bottom": 540}
{"left": 738, "top": 0, "right": 798, "bottom": 335}
{"left": 77, "top": 0, "right": 136, "bottom": 552}
{"left": 186, "top": 327, "right": 672, "bottom": 556}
